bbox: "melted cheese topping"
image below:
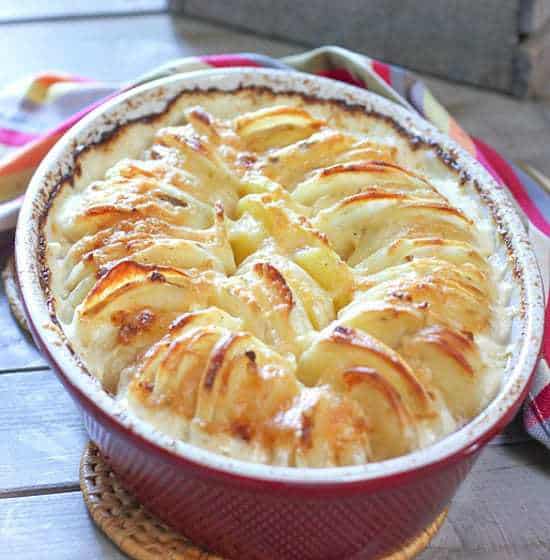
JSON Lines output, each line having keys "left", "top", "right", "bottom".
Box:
{"left": 45, "top": 102, "right": 512, "bottom": 467}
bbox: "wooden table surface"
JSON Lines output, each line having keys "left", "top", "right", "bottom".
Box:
{"left": 0, "top": 4, "right": 549, "bottom": 559}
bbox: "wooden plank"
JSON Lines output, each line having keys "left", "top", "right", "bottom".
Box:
{"left": 0, "top": 278, "right": 47, "bottom": 373}
{"left": 0, "top": 14, "right": 300, "bottom": 86}
{"left": 421, "top": 441, "right": 550, "bottom": 559}
{"left": 0, "top": 1, "right": 168, "bottom": 23}
{"left": 421, "top": 72, "right": 550, "bottom": 177}
{"left": 519, "top": 20, "right": 550, "bottom": 97}
{"left": 185, "top": 0, "right": 520, "bottom": 93}
{"left": 519, "top": 0, "right": 550, "bottom": 34}
{"left": 0, "top": 492, "right": 127, "bottom": 560}
{"left": 0, "top": 370, "right": 87, "bottom": 496}
{"left": 1, "top": 13, "right": 548, "bottom": 171}
{"left": 1, "top": 441, "right": 548, "bottom": 559}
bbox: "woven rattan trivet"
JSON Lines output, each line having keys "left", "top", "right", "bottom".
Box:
{"left": 80, "top": 442, "right": 223, "bottom": 560}
{"left": 80, "top": 442, "right": 448, "bottom": 560}
{"left": 2, "top": 254, "right": 29, "bottom": 333}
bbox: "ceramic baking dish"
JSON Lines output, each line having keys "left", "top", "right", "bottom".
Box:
{"left": 15, "top": 69, "right": 545, "bottom": 560}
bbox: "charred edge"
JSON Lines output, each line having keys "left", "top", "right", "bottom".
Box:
{"left": 415, "top": 326, "right": 475, "bottom": 376}
{"left": 340, "top": 190, "right": 406, "bottom": 206}
{"left": 231, "top": 421, "right": 253, "bottom": 442}
{"left": 240, "top": 104, "right": 322, "bottom": 122}
{"left": 203, "top": 332, "right": 239, "bottom": 390}
{"left": 330, "top": 325, "right": 429, "bottom": 404}
{"left": 300, "top": 413, "right": 313, "bottom": 448}
{"left": 295, "top": 214, "right": 329, "bottom": 244}
{"left": 214, "top": 201, "right": 225, "bottom": 218}
{"left": 319, "top": 159, "right": 424, "bottom": 180}
{"left": 387, "top": 237, "right": 446, "bottom": 255}
{"left": 253, "top": 262, "right": 294, "bottom": 307}
{"left": 411, "top": 202, "right": 472, "bottom": 222}
{"left": 138, "top": 380, "right": 154, "bottom": 394}
{"left": 156, "top": 193, "right": 189, "bottom": 208}
{"left": 149, "top": 271, "right": 166, "bottom": 282}
{"left": 471, "top": 177, "right": 526, "bottom": 333}
{"left": 342, "top": 367, "right": 407, "bottom": 419}
{"left": 236, "top": 153, "right": 258, "bottom": 168}
{"left": 113, "top": 309, "right": 156, "bottom": 345}
{"left": 169, "top": 310, "right": 203, "bottom": 333}
{"left": 333, "top": 325, "right": 356, "bottom": 339}
{"left": 188, "top": 107, "right": 212, "bottom": 126}
{"left": 36, "top": 86, "right": 189, "bottom": 318}
{"left": 96, "top": 266, "right": 109, "bottom": 279}
{"left": 342, "top": 366, "right": 379, "bottom": 388}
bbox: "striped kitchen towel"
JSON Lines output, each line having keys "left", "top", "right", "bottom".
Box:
{"left": 0, "top": 46, "right": 548, "bottom": 446}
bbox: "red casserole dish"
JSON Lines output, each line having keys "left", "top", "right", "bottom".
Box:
{"left": 15, "top": 69, "right": 545, "bottom": 559}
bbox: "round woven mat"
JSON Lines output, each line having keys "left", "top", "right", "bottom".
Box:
{"left": 2, "top": 255, "right": 29, "bottom": 333}
{"left": 81, "top": 442, "right": 447, "bottom": 560}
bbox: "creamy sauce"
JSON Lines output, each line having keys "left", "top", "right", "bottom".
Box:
{"left": 44, "top": 94, "right": 514, "bottom": 467}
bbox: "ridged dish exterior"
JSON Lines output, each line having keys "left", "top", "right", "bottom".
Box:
{"left": 50, "top": 356, "right": 521, "bottom": 560}
{"left": 16, "top": 70, "right": 545, "bottom": 560}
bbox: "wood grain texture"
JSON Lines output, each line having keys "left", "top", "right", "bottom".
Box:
{"left": 422, "top": 73, "right": 550, "bottom": 176}
{"left": 0, "top": 13, "right": 300, "bottom": 86}
{"left": 0, "top": 279, "right": 47, "bottom": 373}
{"left": 421, "top": 442, "right": 550, "bottom": 559}
{"left": 0, "top": 492, "right": 127, "bottom": 560}
{"left": 0, "top": 370, "right": 87, "bottom": 496}
{"left": 185, "top": 0, "right": 520, "bottom": 93}
{"left": 0, "top": 362, "right": 542, "bottom": 559}
{"left": 0, "top": 0, "right": 168, "bottom": 23}
{"left": 519, "top": 0, "right": 550, "bottom": 33}
{"left": 519, "top": 20, "right": 550, "bottom": 97}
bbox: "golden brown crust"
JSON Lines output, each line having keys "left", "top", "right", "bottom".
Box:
{"left": 411, "top": 326, "right": 475, "bottom": 376}
{"left": 45, "top": 101, "right": 502, "bottom": 467}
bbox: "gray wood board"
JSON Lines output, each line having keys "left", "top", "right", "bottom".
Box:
{"left": 0, "top": 492, "right": 128, "bottom": 559}
{"left": 0, "top": 13, "right": 300, "bottom": 86}
{"left": 422, "top": 73, "right": 550, "bottom": 177}
{"left": 519, "top": 19, "right": 550, "bottom": 97}
{"left": 0, "top": 1, "right": 168, "bottom": 23}
{"left": 0, "top": 280, "right": 47, "bottom": 373}
{"left": 0, "top": 363, "right": 544, "bottom": 559}
{"left": 421, "top": 442, "right": 550, "bottom": 560}
{"left": 520, "top": 0, "right": 550, "bottom": 33}
{"left": 0, "top": 370, "right": 87, "bottom": 496}
{"left": 185, "top": 0, "right": 520, "bottom": 93}
{"left": 0, "top": 12, "right": 548, "bottom": 176}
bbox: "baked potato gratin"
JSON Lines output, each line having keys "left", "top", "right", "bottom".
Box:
{"left": 44, "top": 92, "right": 513, "bottom": 467}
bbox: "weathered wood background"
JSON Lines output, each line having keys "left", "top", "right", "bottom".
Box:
{"left": 0, "top": 2, "right": 549, "bottom": 559}
{"left": 182, "top": 0, "right": 550, "bottom": 97}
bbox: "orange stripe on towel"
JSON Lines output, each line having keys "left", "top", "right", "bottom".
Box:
{"left": 26, "top": 73, "right": 88, "bottom": 103}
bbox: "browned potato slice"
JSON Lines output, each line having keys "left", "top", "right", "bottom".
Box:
{"left": 72, "top": 261, "right": 221, "bottom": 391}
{"left": 234, "top": 106, "right": 325, "bottom": 152}
{"left": 293, "top": 161, "right": 441, "bottom": 211}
